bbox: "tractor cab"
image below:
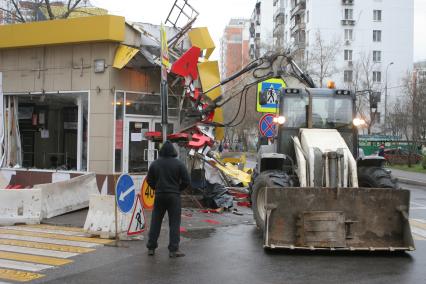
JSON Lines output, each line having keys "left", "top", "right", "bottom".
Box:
{"left": 260, "top": 87, "right": 360, "bottom": 160}
{"left": 277, "top": 88, "right": 355, "bottom": 130}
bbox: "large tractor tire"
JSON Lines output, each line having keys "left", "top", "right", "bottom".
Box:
{"left": 358, "top": 166, "right": 399, "bottom": 189}
{"left": 251, "top": 170, "right": 293, "bottom": 231}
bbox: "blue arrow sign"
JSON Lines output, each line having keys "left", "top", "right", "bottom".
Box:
{"left": 115, "top": 174, "right": 136, "bottom": 213}
{"left": 259, "top": 114, "right": 276, "bottom": 138}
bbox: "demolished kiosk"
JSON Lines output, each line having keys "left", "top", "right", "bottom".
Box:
{"left": 0, "top": 15, "right": 192, "bottom": 225}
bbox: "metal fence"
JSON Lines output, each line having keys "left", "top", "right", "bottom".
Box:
{"left": 359, "top": 135, "right": 424, "bottom": 156}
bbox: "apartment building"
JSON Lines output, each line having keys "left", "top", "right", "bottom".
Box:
{"left": 249, "top": 0, "right": 274, "bottom": 59}
{"left": 0, "top": 0, "right": 13, "bottom": 24}
{"left": 220, "top": 18, "right": 251, "bottom": 79}
{"left": 273, "top": 0, "right": 414, "bottom": 130}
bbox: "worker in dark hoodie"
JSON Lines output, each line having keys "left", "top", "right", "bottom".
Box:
{"left": 146, "top": 141, "right": 190, "bottom": 258}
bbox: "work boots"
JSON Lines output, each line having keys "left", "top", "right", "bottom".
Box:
{"left": 169, "top": 251, "right": 185, "bottom": 258}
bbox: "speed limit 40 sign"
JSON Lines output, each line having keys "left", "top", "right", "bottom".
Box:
{"left": 141, "top": 177, "right": 155, "bottom": 209}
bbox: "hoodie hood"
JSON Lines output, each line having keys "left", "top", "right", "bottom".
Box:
{"left": 159, "top": 141, "right": 178, "bottom": 158}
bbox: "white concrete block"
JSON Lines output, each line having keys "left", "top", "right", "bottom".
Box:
{"left": 35, "top": 173, "right": 100, "bottom": 219}
{"left": 84, "top": 194, "right": 134, "bottom": 240}
{"left": 0, "top": 189, "right": 42, "bottom": 225}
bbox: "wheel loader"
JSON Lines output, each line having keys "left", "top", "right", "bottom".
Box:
{"left": 159, "top": 46, "right": 414, "bottom": 252}
{"left": 251, "top": 87, "right": 414, "bottom": 251}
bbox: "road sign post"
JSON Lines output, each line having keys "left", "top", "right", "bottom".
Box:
{"left": 141, "top": 177, "right": 155, "bottom": 210}
{"left": 127, "top": 195, "right": 146, "bottom": 236}
{"left": 115, "top": 174, "right": 136, "bottom": 214}
{"left": 259, "top": 114, "right": 277, "bottom": 138}
{"left": 160, "top": 23, "right": 171, "bottom": 142}
{"left": 257, "top": 78, "right": 286, "bottom": 113}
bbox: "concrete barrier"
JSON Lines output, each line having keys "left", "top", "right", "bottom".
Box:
{"left": 84, "top": 194, "right": 135, "bottom": 239}
{"left": 35, "top": 173, "right": 100, "bottom": 219}
{"left": 0, "top": 189, "right": 42, "bottom": 225}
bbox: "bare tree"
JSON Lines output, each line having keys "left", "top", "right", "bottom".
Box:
{"left": 305, "top": 31, "right": 341, "bottom": 87}
{"left": 0, "top": 0, "right": 27, "bottom": 22}
{"left": 346, "top": 52, "right": 382, "bottom": 134}
{"left": 386, "top": 71, "right": 426, "bottom": 166}
{"left": 387, "top": 99, "right": 410, "bottom": 139}
{"left": 0, "top": 0, "right": 85, "bottom": 23}
{"left": 410, "top": 71, "right": 426, "bottom": 141}
{"left": 222, "top": 74, "right": 262, "bottom": 151}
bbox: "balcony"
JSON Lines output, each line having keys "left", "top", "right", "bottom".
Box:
{"left": 341, "top": 19, "right": 356, "bottom": 26}
{"left": 291, "top": 22, "right": 305, "bottom": 34}
{"left": 293, "top": 40, "right": 306, "bottom": 51}
{"left": 274, "top": 7, "right": 285, "bottom": 21}
{"left": 291, "top": 0, "right": 306, "bottom": 17}
{"left": 273, "top": 23, "right": 284, "bottom": 38}
{"left": 342, "top": 0, "right": 354, "bottom": 5}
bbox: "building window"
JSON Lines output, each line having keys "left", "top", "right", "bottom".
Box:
{"left": 344, "top": 29, "right": 353, "bottom": 41}
{"left": 344, "top": 49, "right": 353, "bottom": 61}
{"left": 373, "top": 10, "right": 382, "bottom": 21}
{"left": 344, "top": 8, "right": 353, "bottom": 20}
{"left": 114, "top": 92, "right": 124, "bottom": 172}
{"left": 419, "top": 70, "right": 426, "bottom": 84}
{"left": 344, "top": 70, "right": 353, "bottom": 82}
{"left": 373, "top": 50, "right": 381, "bottom": 62}
{"left": 373, "top": 30, "right": 382, "bottom": 42}
{"left": 373, "top": 71, "right": 382, "bottom": 83}
{"left": 374, "top": 112, "right": 381, "bottom": 123}
{"left": 370, "top": 92, "right": 381, "bottom": 108}
{"left": 3, "top": 93, "right": 88, "bottom": 171}
{"left": 230, "top": 34, "right": 242, "bottom": 42}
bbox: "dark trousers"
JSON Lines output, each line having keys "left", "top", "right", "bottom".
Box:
{"left": 147, "top": 193, "right": 181, "bottom": 252}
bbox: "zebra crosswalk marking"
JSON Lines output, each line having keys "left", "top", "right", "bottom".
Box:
{"left": 21, "top": 224, "right": 85, "bottom": 233}
{"left": 410, "top": 219, "right": 426, "bottom": 240}
{"left": 0, "top": 259, "right": 52, "bottom": 272}
{"left": 0, "top": 269, "right": 44, "bottom": 282}
{"left": 0, "top": 252, "right": 72, "bottom": 266}
{"left": 0, "top": 224, "right": 112, "bottom": 282}
{"left": 0, "top": 229, "right": 113, "bottom": 244}
{"left": 0, "top": 239, "right": 95, "bottom": 253}
{"left": 0, "top": 245, "right": 77, "bottom": 258}
{"left": 0, "top": 234, "right": 100, "bottom": 248}
{"left": 1, "top": 226, "right": 87, "bottom": 237}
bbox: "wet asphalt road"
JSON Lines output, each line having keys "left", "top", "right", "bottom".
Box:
{"left": 32, "top": 182, "right": 426, "bottom": 284}
{"left": 43, "top": 225, "right": 426, "bottom": 284}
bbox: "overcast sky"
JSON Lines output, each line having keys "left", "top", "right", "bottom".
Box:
{"left": 92, "top": 0, "right": 426, "bottom": 62}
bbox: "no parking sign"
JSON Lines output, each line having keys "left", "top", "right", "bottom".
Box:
{"left": 259, "top": 114, "right": 276, "bottom": 138}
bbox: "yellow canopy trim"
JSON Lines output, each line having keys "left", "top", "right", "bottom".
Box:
{"left": 113, "top": 45, "right": 139, "bottom": 69}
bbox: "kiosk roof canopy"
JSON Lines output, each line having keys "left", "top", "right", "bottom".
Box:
{"left": 0, "top": 15, "right": 125, "bottom": 49}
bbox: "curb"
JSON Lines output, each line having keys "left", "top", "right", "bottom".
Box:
{"left": 396, "top": 177, "right": 426, "bottom": 187}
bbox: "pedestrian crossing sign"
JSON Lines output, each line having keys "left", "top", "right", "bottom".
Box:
{"left": 256, "top": 78, "right": 286, "bottom": 113}
{"left": 127, "top": 195, "right": 146, "bottom": 236}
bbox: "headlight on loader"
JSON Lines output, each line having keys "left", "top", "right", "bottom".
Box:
{"left": 273, "top": 116, "right": 286, "bottom": 125}
{"left": 353, "top": 118, "right": 366, "bottom": 127}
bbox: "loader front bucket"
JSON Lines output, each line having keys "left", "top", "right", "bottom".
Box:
{"left": 264, "top": 187, "right": 414, "bottom": 251}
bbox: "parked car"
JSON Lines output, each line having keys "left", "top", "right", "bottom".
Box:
{"left": 383, "top": 149, "right": 423, "bottom": 165}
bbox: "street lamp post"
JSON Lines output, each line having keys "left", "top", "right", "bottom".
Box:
{"left": 384, "top": 62, "right": 394, "bottom": 133}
